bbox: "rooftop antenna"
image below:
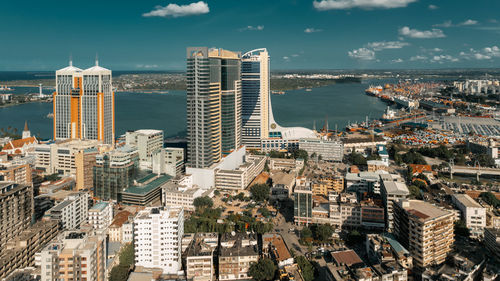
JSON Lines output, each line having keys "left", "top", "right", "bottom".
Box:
{"left": 313, "top": 120, "right": 316, "bottom": 132}
{"left": 69, "top": 53, "right": 73, "bottom": 67}
{"left": 95, "top": 53, "right": 99, "bottom": 66}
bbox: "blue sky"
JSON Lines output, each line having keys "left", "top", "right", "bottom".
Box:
{"left": 1, "top": 0, "right": 500, "bottom": 70}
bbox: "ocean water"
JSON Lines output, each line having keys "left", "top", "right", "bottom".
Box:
{"left": 0, "top": 81, "right": 387, "bottom": 139}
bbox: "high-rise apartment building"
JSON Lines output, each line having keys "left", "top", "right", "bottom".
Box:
{"left": 393, "top": 199, "right": 454, "bottom": 269}
{"left": 294, "top": 184, "right": 313, "bottom": 225}
{"left": 186, "top": 47, "right": 241, "bottom": 168}
{"left": 88, "top": 201, "right": 113, "bottom": 230}
{"left": 134, "top": 206, "right": 184, "bottom": 274}
{"left": 241, "top": 48, "right": 270, "bottom": 148}
{"left": 53, "top": 60, "right": 115, "bottom": 145}
{"left": 0, "top": 182, "right": 33, "bottom": 247}
{"left": 40, "top": 229, "right": 107, "bottom": 281}
{"left": 45, "top": 192, "right": 89, "bottom": 230}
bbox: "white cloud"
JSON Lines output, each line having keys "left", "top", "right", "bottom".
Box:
{"left": 430, "top": 48, "right": 443, "bottom": 52}
{"left": 283, "top": 56, "right": 290, "bottom": 61}
{"left": 304, "top": 28, "right": 322, "bottom": 33}
{"left": 461, "top": 46, "right": 500, "bottom": 60}
{"left": 399, "top": 26, "right": 446, "bottom": 39}
{"left": 410, "top": 55, "right": 428, "bottom": 61}
{"left": 366, "top": 41, "right": 409, "bottom": 51}
{"left": 428, "top": 4, "right": 438, "bottom": 10}
{"left": 348, "top": 48, "right": 376, "bottom": 60}
{"left": 143, "top": 1, "right": 209, "bottom": 18}
{"left": 431, "top": 55, "right": 459, "bottom": 63}
{"left": 433, "top": 20, "right": 452, "bottom": 28}
{"left": 240, "top": 25, "right": 264, "bottom": 31}
{"left": 460, "top": 19, "right": 478, "bottom": 26}
{"left": 391, "top": 58, "right": 403, "bottom": 63}
{"left": 313, "top": 0, "right": 416, "bottom": 10}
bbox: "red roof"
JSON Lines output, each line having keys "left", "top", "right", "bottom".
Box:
{"left": 331, "top": 250, "right": 363, "bottom": 266}
{"left": 2, "top": 137, "right": 37, "bottom": 150}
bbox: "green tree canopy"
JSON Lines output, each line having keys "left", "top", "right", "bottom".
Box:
{"left": 296, "top": 256, "right": 316, "bottom": 281}
{"left": 248, "top": 258, "right": 277, "bottom": 281}
{"left": 193, "top": 196, "right": 213, "bottom": 212}
{"left": 454, "top": 220, "right": 470, "bottom": 238}
{"left": 313, "top": 224, "right": 334, "bottom": 242}
{"left": 250, "top": 184, "right": 270, "bottom": 203}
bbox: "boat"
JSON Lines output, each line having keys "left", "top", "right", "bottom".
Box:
{"left": 271, "top": 91, "right": 285, "bottom": 95}
{"left": 305, "top": 88, "right": 312, "bottom": 92}
{"left": 365, "top": 85, "right": 383, "bottom": 96}
{"left": 379, "top": 107, "right": 425, "bottom": 124}
{"left": 46, "top": 113, "right": 54, "bottom": 119}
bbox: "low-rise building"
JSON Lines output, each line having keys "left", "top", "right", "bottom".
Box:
{"left": 44, "top": 192, "right": 89, "bottom": 230}
{"left": 0, "top": 162, "right": 32, "bottom": 185}
{"left": 162, "top": 180, "right": 213, "bottom": 211}
{"left": 451, "top": 194, "right": 486, "bottom": 238}
{"left": 219, "top": 233, "right": 258, "bottom": 281}
{"left": 185, "top": 232, "right": 218, "bottom": 281}
{"left": 88, "top": 201, "right": 113, "bottom": 230}
{"left": 299, "top": 138, "right": 343, "bottom": 162}
{"left": 262, "top": 234, "right": 294, "bottom": 269}
{"left": 108, "top": 210, "right": 133, "bottom": 242}
{"left": 120, "top": 173, "right": 171, "bottom": 206}
{"left": 40, "top": 229, "right": 107, "bottom": 281}
{"left": 311, "top": 175, "right": 344, "bottom": 196}
{"left": 214, "top": 154, "right": 266, "bottom": 190}
{"left": 269, "top": 157, "right": 303, "bottom": 171}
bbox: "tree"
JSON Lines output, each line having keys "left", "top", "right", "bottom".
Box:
{"left": 454, "top": 220, "right": 470, "bottom": 238}
{"left": 109, "top": 265, "right": 130, "bottom": 281}
{"left": 348, "top": 152, "right": 367, "bottom": 166}
{"left": 408, "top": 185, "right": 422, "bottom": 199}
{"left": 250, "top": 184, "right": 270, "bottom": 203}
{"left": 292, "top": 149, "right": 309, "bottom": 162}
{"left": 119, "top": 243, "right": 134, "bottom": 266}
{"left": 193, "top": 196, "right": 213, "bottom": 212}
{"left": 248, "top": 258, "right": 277, "bottom": 281}
{"left": 314, "top": 224, "right": 334, "bottom": 242}
{"left": 296, "top": 256, "right": 316, "bottom": 281}
{"left": 480, "top": 192, "right": 500, "bottom": 208}
{"left": 301, "top": 226, "right": 313, "bottom": 239}
{"left": 258, "top": 207, "right": 271, "bottom": 217}
{"left": 345, "top": 230, "right": 363, "bottom": 246}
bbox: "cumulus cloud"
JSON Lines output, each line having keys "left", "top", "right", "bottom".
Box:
{"left": 304, "top": 28, "right": 322, "bottom": 33}
{"left": 143, "top": 1, "right": 209, "bottom": 18}
{"left": 348, "top": 48, "right": 376, "bottom": 60}
{"left": 239, "top": 25, "right": 264, "bottom": 31}
{"left": 460, "top": 19, "right": 478, "bottom": 26}
{"left": 428, "top": 4, "right": 438, "bottom": 10}
{"left": 366, "top": 41, "right": 409, "bottom": 51}
{"left": 313, "top": 0, "right": 416, "bottom": 10}
{"left": 431, "top": 55, "right": 459, "bottom": 63}
{"left": 399, "top": 26, "right": 445, "bottom": 39}
{"left": 410, "top": 55, "right": 428, "bottom": 61}
{"left": 460, "top": 46, "right": 500, "bottom": 60}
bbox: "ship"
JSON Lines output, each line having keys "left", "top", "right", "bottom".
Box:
{"left": 271, "top": 90, "right": 285, "bottom": 95}
{"left": 365, "top": 85, "right": 383, "bottom": 96}
{"left": 305, "top": 88, "right": 312, "bottom": 92}
{"left": 380, "top": 106, "right": 425, "bottom": 124}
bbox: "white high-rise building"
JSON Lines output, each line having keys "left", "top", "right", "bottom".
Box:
{"left": 88, "top": 201, "right": 113, "bottom": 230}
{"left": 125, "top": 129, "right": 164, "bottom": 166}
{"left": 452, "top": 194, "right": 486, "bottom": 237}
{"left": 53, "top": 59, "right": 115, "bottom": 145}
{"left": 134, "top": 206, "right": 184, "bottom": 274}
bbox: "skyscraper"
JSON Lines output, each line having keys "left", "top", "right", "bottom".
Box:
{"left": 241, "top": 48, "right": 270, "bottom": 148}
{"left": 186, "top": 47, "right": 241, "bottom": 168}
{"left": 53, "top": 59, "right": 115, "bottom": 145}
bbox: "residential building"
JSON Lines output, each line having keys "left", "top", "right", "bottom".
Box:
{"left": 366, "top": 233, "right": 413, "bottom": 269}
{"left": 93, "top": 145, "right": 139, "bottom": 201}
{"left": 53, "top": 59, "right": 115, "bottom": 145}
{"left": 451, "top": 194, "right": 486, "bottom": 238}
{"left": 186, "top": 47, "right": 241, "bottom": 169}
{"left": 185, "top": 232, "right": 218, "bottom": 281}
{"left": 162, "top": 181, "right": 212, "bottom": 211}
{"left": 126, "top": 129, "right": 164, "bottom": 167}
{"left": 393, "top": 199, "right": 455, "bottom": 269}
{"left": 380, "top": 174, "right": 409, "bottom": 230}
{"left": 75, "top": 147, "right": 98, "bottom": 190}
{"left": 299, "top": 138, "right": 344, "bottom": 162}
{"left": 134, "top": 206, "right": 184, "bottom": 274}
{"left": 45, "top": 192, "right": 89, "bottom": 230}
{"left": 214, "top": 154, "right": 266, "bottom": 190}
{"left": 88, "top": 201, "right": 113, "bottom": 230}
{"left": 0, "top": 182, "right": 33, "bottom": 247}
{"left": 483, "top": 228, "right": 500, "bottom": 259}
{"left": 30, "top": 139, "right": 102, "bottom": 176}
{"left": 39, "top": 177, "right": 75, "bottom": 194}
{"left": 240, "top": 48, "right": 270, "bottom": 149}
{"left": 367, "top": 160, "right": 389, "bottom": 172}
{"left": 262, "top": 234, "right": 294, "bottom": 269}
{"left": 0, "top": 162, "right": 32, "bottom": 185}
{"left": 0, "top": 220, "right": 60, "bottom": 280}
{"left": 294, "top": 184, "right": 313, "bottom": 225}
{"left": 40, "top": 229, "right": 107, "bottom": 281}
{"left": 108, "top": 210, "right": 133, "bottom": 243}
{"left": 269, "top": 157, "right": 303, "bottom": 171}
{"left": 311, "top": 175, "right": 344, "bottom": 196}
{"left": 218, "top": 232, "right": 258, "bottom": 281}
{"left": 153, "top": 147, "right": 185, "bottom": 177}
{"left": 345, "top": 171, "right": 383, "bottom": 194}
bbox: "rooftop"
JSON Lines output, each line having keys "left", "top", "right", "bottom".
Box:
{"left": 110, "top": 210, "right": 132, "bottom": 228}
{"left": 380, "top": 174, "right": 409, "bottom": 195}
{"left": 89, "top": 202, "right": 110, "bottom": 212}
{"left": 331, "top": 250, "right": 363, "bottom": 266}
{"left": 400, "top": 199, "right": 452, "bottom": 221}
{"left": 122, "top": 174, "right": 171, "bottom": 195}
{"left": 452, "top": 194, "right": 483, "bottom": 208}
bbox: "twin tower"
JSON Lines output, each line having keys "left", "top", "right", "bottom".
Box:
{"left": 53, "top": 60, "right": 115, "bottom": 145}
{"left": 186, "top": 48, "right": 271, "bottom": 168}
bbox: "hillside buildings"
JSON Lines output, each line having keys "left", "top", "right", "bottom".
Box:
{"left": 40, "top": 229, "right": 107, "bottom": 281}
{"left": 134, "top": 206, "right": 184, "bottom": 274}
{"left": 393, "top": 199, "right": 455, "bottom": 269}
{"left": 53, "top": 59, "right": 115, "bottom": 145}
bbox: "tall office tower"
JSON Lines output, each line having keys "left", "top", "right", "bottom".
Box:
{"left": 134, "top": 206, "right": 184, "bottom": 274}
{"left": 241, "top": 49, "right": 270, "bottom": 148}
{"left": 186, "top": 47, "right": 241, "bottom": 168}
{"left": 40, "top": 229, "right": 107, "bottom": 281}
{"left": 393, "top": 199, "right": 454, "bottom": 270}
{"left": 0, "top": 182, "right": 33, "bottom": 247}
{"left": 54, "top": 59, "right": 115, "bottom": 145}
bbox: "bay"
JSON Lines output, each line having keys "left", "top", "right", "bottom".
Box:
{"left": 0, "top": 81, "right": 387, "bottom": 140}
